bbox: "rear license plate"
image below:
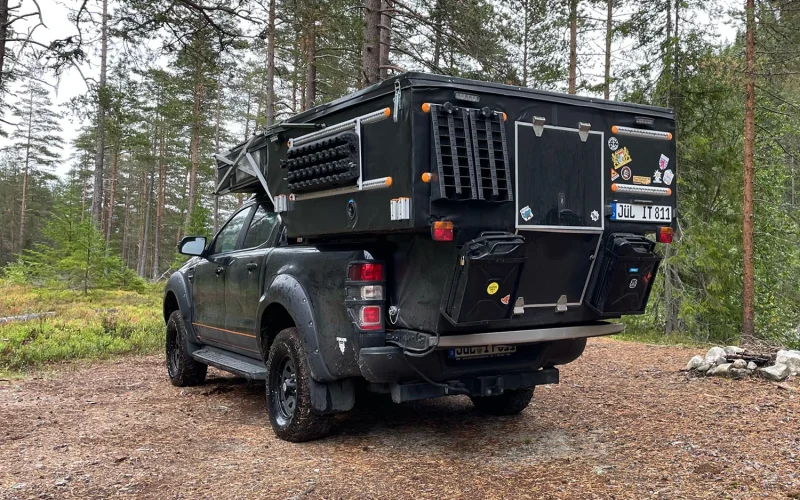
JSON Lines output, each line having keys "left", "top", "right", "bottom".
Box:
{"left": 448, "top": 345, "right": 517, "bottom": 360}
{"left": 611, "top": 202, "right": 672, "bottom": 223}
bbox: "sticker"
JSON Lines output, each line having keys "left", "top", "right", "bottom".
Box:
{"left": 652, "top": 170, "right": 663, "bottom": 184}
{"left": 663, "top": 169, "right": 674, "bottom": 186}
{"left": 633, "top": 175, "right": 651, "bottom": 185}
{"left": 336, "top": 337, "right": 347, "bottom": 354}
{"left": 500, "top": 294, "right": 510, "bottom": 305}
{"left": 659, "top": 154, "right": 670, "bottom": 170}
{"left": 487, "top": 282, "right": 499, "bottom": 295}
{"left": 520, "top": 205, "right": 533, "bottom": 221}
{"left": 608, "top": 137, "right": 619, "bottom": 151}
{"left": 611, "top": 147, "right": 632, "bottom": 170}
{"left": 629, "top": 278, "right": 638, "bottom": 289}
{"left": 610, "top": 168, "right": 619, "bottom": 182}
{"left": 621, "top": 166, "right": 632, "bottom": 181}
{"left": 590, "top": 210, "right": 599, "bottom": 222}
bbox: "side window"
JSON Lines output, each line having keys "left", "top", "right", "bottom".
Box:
{"left": 211, "top": 207, "right": 252, "bottom": 255}
{"left": 242, "top": 205, "right": 280, "bottom": 249}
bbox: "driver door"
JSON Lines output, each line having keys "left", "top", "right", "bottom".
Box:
{"left": 191, "top": 205, "right": 253, "bottom": 347}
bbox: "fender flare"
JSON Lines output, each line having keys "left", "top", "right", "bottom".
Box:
{"left": 163, "top": 272, "right": 201, "bottom": 345}
{"left": 257, "top": 274, "right": 335, "bottom": 383}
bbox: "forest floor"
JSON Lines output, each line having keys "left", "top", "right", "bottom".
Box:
{"left": 1, "top": 337, "right": 799, "bottom": 500}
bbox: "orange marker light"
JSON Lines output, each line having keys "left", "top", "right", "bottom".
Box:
{"left": 383, "top": 107, "right": 391, "bottom": 117}
{"left": 421, "top": 103, "right": 431, "bottom": 113}
{"left": 611, "top": 183, "right": 619, "bottom": 192}
{"left": 666, "top": 132, "right": 673, "bottom": 140}
{"left": 385, "top": 177, "right": 393, "bottom": 187}
{"left": 611, "top": 125, "right": 619, "bottom": 134}
{"left": 502, "top": 112, "right": 508, "bottom": 122}
{"left": 421, "top": 172, "right": 432, "bottom": 183}
{"left": 666, "top": 188, "right": 672, "bottom": 196}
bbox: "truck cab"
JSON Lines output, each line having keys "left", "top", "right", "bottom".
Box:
{"left": 163, "top": 73, "right": 674, "bottom": 442}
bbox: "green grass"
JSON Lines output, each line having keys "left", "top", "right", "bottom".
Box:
{"left": 0, "top": 285, "right": 164, "bottom": 373}
{"left": 611, "top": 328, "right": 708, "bottom": 348}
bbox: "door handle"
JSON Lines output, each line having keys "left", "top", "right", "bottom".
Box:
{"left": 246, "top": 262, "right": 258, "bottom": 272}
{"left": 215, "top": 266, "right": 224, "bottom": 276}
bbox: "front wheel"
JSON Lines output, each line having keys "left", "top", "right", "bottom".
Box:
{"left": 469, "top": 387, "right": 534, "bottom": 416}
{"left": 266, "top": 328, "right": 332, "bottom": 442}
{"left": 165, "top": 310, "right": 207, "bottom": 387}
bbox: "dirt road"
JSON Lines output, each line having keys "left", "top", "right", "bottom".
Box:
{"left": 1, "top": 338, "right": 799, "bottom": 499}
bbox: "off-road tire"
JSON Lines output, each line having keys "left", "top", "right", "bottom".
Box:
{"left": 470, "top": 387, "right": 534, "bottom": 416}
{"left": 266, "top": 328, "right": 332, "bottom": 442}
{"left": 165, "top": 310, "right": 207, "bottom": 387}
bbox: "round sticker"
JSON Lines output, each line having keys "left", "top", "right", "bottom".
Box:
{"left": 608, "top": 137, "right": 619, "bottom": 151}
{"left": 487, "top": 282, "right": 499, "bottom": 295}
{"left": 621, "top": 166, "right": 632, "bottom": 181}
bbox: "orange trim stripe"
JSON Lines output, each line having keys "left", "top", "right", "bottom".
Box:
{"left": 193, "top": 322, "right": 256, "bottom": 338}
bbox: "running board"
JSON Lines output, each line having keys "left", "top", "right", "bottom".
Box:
{"left": 191, "top": 347, "right": 267, "bottom": 380}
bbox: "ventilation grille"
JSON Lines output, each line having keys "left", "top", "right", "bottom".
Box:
{"left": 469, "top": 109, "right": 513, "bottom": 202}
{"left": 282, "top": 132, "right": 360, "bottom": 193}
{"left": 429, "top": 103, "right": 511, "bottom": 202}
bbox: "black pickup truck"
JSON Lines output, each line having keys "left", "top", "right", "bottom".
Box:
{"left": 163, "top": 73, "right": 675, "bottom": 442}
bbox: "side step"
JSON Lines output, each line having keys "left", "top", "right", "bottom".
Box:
{"left": 190, "top": 346, "right": 267, "bottom": 380}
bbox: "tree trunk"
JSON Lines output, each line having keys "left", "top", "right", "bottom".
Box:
{"left": 138, "top": 167, "right": 154, "bottom": 278}
{"left": 742, "top": 0, "right": 756, "bottom": 344}
{"left": 153, "top": 133, "right": 166, "bottom": 280}
{"left": 104, "top": 147, "right": 119, "bottom": 254}
{"left": 672, "top": 0, "right": 680, "bottom": 102}
{"left": 90, "top": 0, "right": 109, "bottom": 225}
{"left": 568, "top": 0, "right": 578, "bottom": 94}
{"left": 432, "top": 0, "right": 442, "bottom": 69}
{"left": 522, "top": 0, "right": 529, "bottom": 86}
{"left": 604, "top": 0, "right": 612, "bottom": 100}
{"left": 379, "top": 0, "right": 392, "bottom": 81}
{"left": 304, "top": 23, "right": 317, "bottom": 110}
{"left": 122, "top": 182, "right": 131, "bottom": 266}
{"left": 214, "top": 76, "right": 222, "bottom": 233}
{"left": 363, "top": 0, "right": 381, "bottom": 86}
{"left": 0, "top": 0, "right": 9, "bottom": 89}
{"left": 183, "top": 80, "right": 205, "bottom": 234}
{"left": 266, "top": 0, "right": 276, "bottom": 126}
{"left": 18, "top": 86, "right": 33, "bottom": 253}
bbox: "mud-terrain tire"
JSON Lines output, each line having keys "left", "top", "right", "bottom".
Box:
{"left": 266, "top": 328, "right": 332, "bottom": 442}
{"left": 469, "top": 388, "right": 534, "bottom": 416}
{"left": 166, "top": 310, "right": 207, "bottom": 387}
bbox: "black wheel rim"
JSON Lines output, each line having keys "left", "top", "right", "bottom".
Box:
{"left": 167, "top": 325, "right": 180, "bottom": 378}
{"left": 274, "top": 355, "right": 298, "bottom": 423}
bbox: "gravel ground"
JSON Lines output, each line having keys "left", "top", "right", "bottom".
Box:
{"left": 1, "top": 337, "right": 799, "bottom": 499}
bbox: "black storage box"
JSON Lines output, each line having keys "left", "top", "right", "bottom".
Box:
{"left": 586, "top": 234, "right": 661, "bottom": 316}
{"left": 442, "top": 232, "right": 526, "bottom": 325}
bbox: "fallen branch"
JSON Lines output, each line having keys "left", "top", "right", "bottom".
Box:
{"left": 774, "top": 382, "right": 798, "bottom": 393}
{"left": 0, "top": 312, "right": 57, "bottom": 325}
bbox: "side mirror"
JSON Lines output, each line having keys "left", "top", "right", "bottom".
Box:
{"left": 178, "top": 236, "right": 207, "bottom": 256}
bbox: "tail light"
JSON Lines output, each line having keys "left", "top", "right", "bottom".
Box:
{"left": 657, "top": 227, "right": 674, "bottom": 244}
{"left": 358, "top": 306, "right": 382, "bottom": 330}
{"left": 346, "top": 260, "right": 385, "bottom": 332}
{"left": 432, "top": 221, "right": 454, "bottom": 241}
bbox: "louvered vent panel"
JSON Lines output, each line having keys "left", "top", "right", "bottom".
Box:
{"left": 469, "top": 109, "right": 513, "bottom": 202}
{"left": 430, "top": 105, "right": 477, "bottom": 201}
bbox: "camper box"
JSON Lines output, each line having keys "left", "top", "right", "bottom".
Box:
{"left": 215, "top": 73, "right": 674, "bottom": 327}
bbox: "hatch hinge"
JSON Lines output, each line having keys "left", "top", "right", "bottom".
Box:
{"left": 555, "top": 295, "right": 568, "bottom": 313}
{"left": 578, "top": 122, "right": 591, "bottom": 142}
{"left": 393, "top": 80, "right": 402, "bottom": 123}
{"left": 532, "top": 116, "right": 546, "bottom": 137}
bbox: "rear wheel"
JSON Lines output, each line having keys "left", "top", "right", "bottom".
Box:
{"left": 266, "top": 328, "right": 332, "bottom": 442}
{"left": 470, "top": 388, "right": 534, "bottom": 416}
{"left": 165, "top": 310, "right": 207, "bottom": 387}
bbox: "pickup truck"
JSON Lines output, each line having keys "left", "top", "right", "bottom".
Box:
{"left": 163, "top": 73, "right": 675, "bottom": 442}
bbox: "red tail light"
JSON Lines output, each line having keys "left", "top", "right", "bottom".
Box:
{"left": 432, "top": 221, "right": 454, "bottom": 242}
{"left": 359, "top": 305, "right": 382, "bottom": 330}
{"left": 349, "top": 263, "right": 383, "bottom": 281}
{"left": 657, "top": 227, "right": 674, "bottom": 244}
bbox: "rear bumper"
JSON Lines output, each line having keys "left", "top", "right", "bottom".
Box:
{"left": 358, "top": 322, "right": 621, "bottom": 384}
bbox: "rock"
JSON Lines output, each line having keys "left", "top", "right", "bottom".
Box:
{"left": 696, "top": 363, "right": 712, "bottom": 373}
{"left": 704, "top": 347, "right": 727, "bottom": 366}
{"left": 776, "top": 350, "right": 800, "bottom": 375}
{"left": 685, "top": 355, "right": 703, "bottom": 371}
{"left": 724, "top": 346, "right": 745, "bottom": 356}
{"left": 732, "top": 359, "right": 747, "bottom": 369}
{"left": 759, "top": 363, "right": 790, "bottom": 382}
{"left": 729, "top": 368, "right": 750, "bottom": 379}
{"left": 747, "top": 361, "right": 757, "bottom": 371}
{"left": 707, "top": 363, "right": 732, "bottom": 377}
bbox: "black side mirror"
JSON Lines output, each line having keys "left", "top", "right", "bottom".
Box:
{"left": 178, "top": 236, "right": 207, "bottom": 256}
